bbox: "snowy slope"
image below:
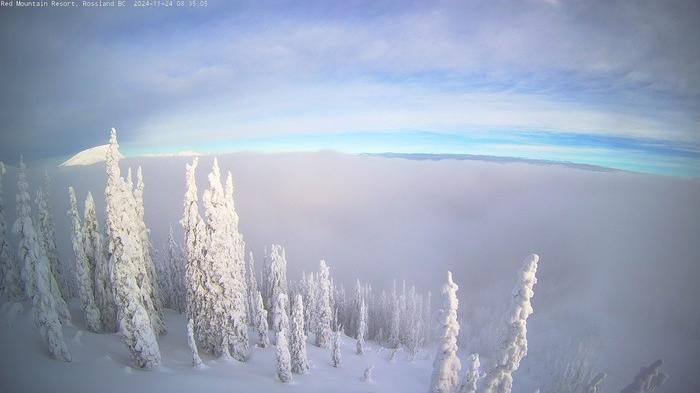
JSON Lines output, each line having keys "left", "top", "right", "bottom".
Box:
{"left": 0, "top": 300, "right": 433, "bottom": 393}
{"left": 60, "top": 145, "right": 122, "bottom": 167}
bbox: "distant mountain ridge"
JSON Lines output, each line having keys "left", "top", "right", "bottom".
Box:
{"left": 363, "top": 152, "right": 617, "bottom": 173}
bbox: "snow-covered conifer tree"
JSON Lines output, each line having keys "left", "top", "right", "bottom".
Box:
{"left": 331, "top": 326, "right": 342, "bottom": 367}
{"left": 154, "top": 248, "right": 172, "bottom": 311}
{"left": 155, "top": 231, "right": 184, "bottom": 315}
{"left": 187, "top": 318, "right": 204, "bottom": 368}
{"left": 223, "top": 169, "right": 250, "bottom": 335}
{"left": 117, "top": 166, "right": 162, "bottom": 338}
{"left": 389, "top": 295, "right": 401, "bottom": 349}
{"left": 272, "top": 293, "right": 289, "bottom": 335}
{"left": 182, "top": 158, "right": 248, "bottom": 358}
{"left": 425, "top": 290, "right": 432, "bottom": 343}
{"left": 304, "top": 272, "right": 317, "bottom": 335}
{"left": 261, "top": 246, "right": 270, "bottom": 308}
{"left": 481, "top": 254, "right": 539, "bottom": 393}
{"left": 620, "top": 360, "right": 666, "bottom": 393}
{"left": 32, "top": 256, "right": 73, "bottom": 362}
{"left": 399, "top": 280, "right": 408, "bottom": 345}
{"left": 335, "top": 282, "right": 346, "bottom": 329}
{"left": 83, "top": 191, "right": 117, "bottom": 332}
{"left": 68, "top": 187, "right": 102, "bottom": 332}
{"left": 254, "top": 290, "right": 270, "bottom": 348}
{"left": 199, "top": 159, "right": 249, "bottom": 360}
{"left": 329, "top": 277, "right": 336, "bottom": 326}
{"left": 14, "top": 157, "right": 72, "bottom": 361}
{"left": 105, "top": 129, "right": 161, "bottom": 369}
{"left": 25, "top": 190, "right": 70, "bottom": 324}
{"left": 15, "top": 160, "right": 71, "bottom": 323}
{"left": 266, "top": 244, "right": 288, "bottom": 325}
{"left": 377, "top": 289, "right": 388, "bottom": 344}
{"left": 356, "top": 297, "right": 366, "bottom": 355}
{"left": 365, "top": 283, "right": 374, "bottom": 339}
{"left": 13, "top": 162, "right": 35, "bottom": 302}
{"left": 459, "top": 353, "right": 480, "bottom": 393}
{"left": 349, "top": 278, "right": 362, "bottom": 337}
{"left": 126, "top": 167, "right": 133, "bottom": 190}
{"left": 134, "top": 167, "right": 165, "bottom": 335}
{"left": 247, "top": 251, "right": 258, "bottom": 325}
{"left": 165, "top": 226, "right": 186, "bottom": 313}
{"left": 275, "top": 324, "right": 293, "bottom": 383}
{"left": 405, "top": 286, "right": 417, "bottom": 357}
{"left": 181, "top": 158, "right": 207, "bottom": 341}
{"left": 429, "top": 271, "right": 461, "bottom": 393}
{"left": 315, "top": 260, "right": 333, "bottom": 348}
{"left": 290, "top": 294, "right": 310, "bottom": 374}
{"left": 36, "top": 172, "right": 69, "bottom": 299}
{"left": 0, "top": 161, "right": 22, "bottom": 300}
{"left": 407, "top": 287, "right": 425, "bottom": 360}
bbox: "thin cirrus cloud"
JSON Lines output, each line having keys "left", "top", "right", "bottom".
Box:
{"left": 0, "top": 0, "right": 698, "bottom": 176}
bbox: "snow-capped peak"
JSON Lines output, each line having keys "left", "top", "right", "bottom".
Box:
{"left": 60, "top": 145, "right": 122, "bottom": 167}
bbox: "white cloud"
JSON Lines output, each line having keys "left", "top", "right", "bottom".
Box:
{"left": 130, "top": 80, "right": 698, "bottom": 149}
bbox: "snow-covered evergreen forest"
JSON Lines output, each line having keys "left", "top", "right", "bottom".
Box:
{"left": 0, "top": 129, "right": 696, "bottom": 393}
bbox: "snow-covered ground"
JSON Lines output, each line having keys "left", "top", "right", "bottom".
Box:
{"left": 0, "top": 299, "right": 432, "bottom": 393}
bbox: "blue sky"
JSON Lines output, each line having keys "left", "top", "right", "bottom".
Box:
{"left": 1, "top": 0, "right": 699, "bottom": 176}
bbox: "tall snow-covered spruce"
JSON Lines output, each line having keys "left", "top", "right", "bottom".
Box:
{"left": 83, "top": 191, "right": 117, "bottom": 332}
{"left": 303, "top": 271, "right": 318, "bottom": 335}
{"left": 36, "top": 172, "right": 70, "bottom": 299}
{"left": 104, "top": 129, "right": 161, "bottom": 369}
{"left": 133, "top": 166, "right": 165, "bottom": 335}
{"left": 272, "top": 293, "right": 289, "bottom": 337}
{"left": 425, "top": 290, "right": 432, "bottom": 344}
{"left": 275, "top": 322, "right": 293, "bottom": 383}
{"left": 254, "top": 290, "right": 270, "bottom": 348}
{"left": 0, "top": 161, "right": 22, "bottom": 300}
{"left": 246, "top": 251, "right": 258, "bottom": 325}
{"left": 13, "top": 157, "right": 71, "bottom": 361}
{"left": 203, "top": 159, "right": 249, "bottom": 360}
{"left": 389, "top": 294, "right": 401, "bottom": 349}
{"left": 265, "top": 244, "right": 288, "bottom": 326}
{"left": 181, "top": 157, "right": 207, "bottom": 344}
{"left": 182, "top": 158, "right": 249, "bottom": 361}
{"left": 315, "top": 260, "right": 333, "bottom": 348}
{"left": 15, "top": 164, "right": 71, "bottom": 324}
{"left": 430, "top": 271, "right": 461, "bottom": 393}
{"left": 68, "top": 187, "right": 102, "bottom": 332}
{"left": 482, "top": 254, "right": 539, "bottom": 393}
{"left": 356, "top": 297, "right": 367, "bottom": 355}
{"left": 165, "top": 225, "right": 186, "bottom": 313}
{"left": 290, "top": 293, "right": 310, "bottom": 374}
{"left": 331, "top": 326, "right": 342, "bottom": 367}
